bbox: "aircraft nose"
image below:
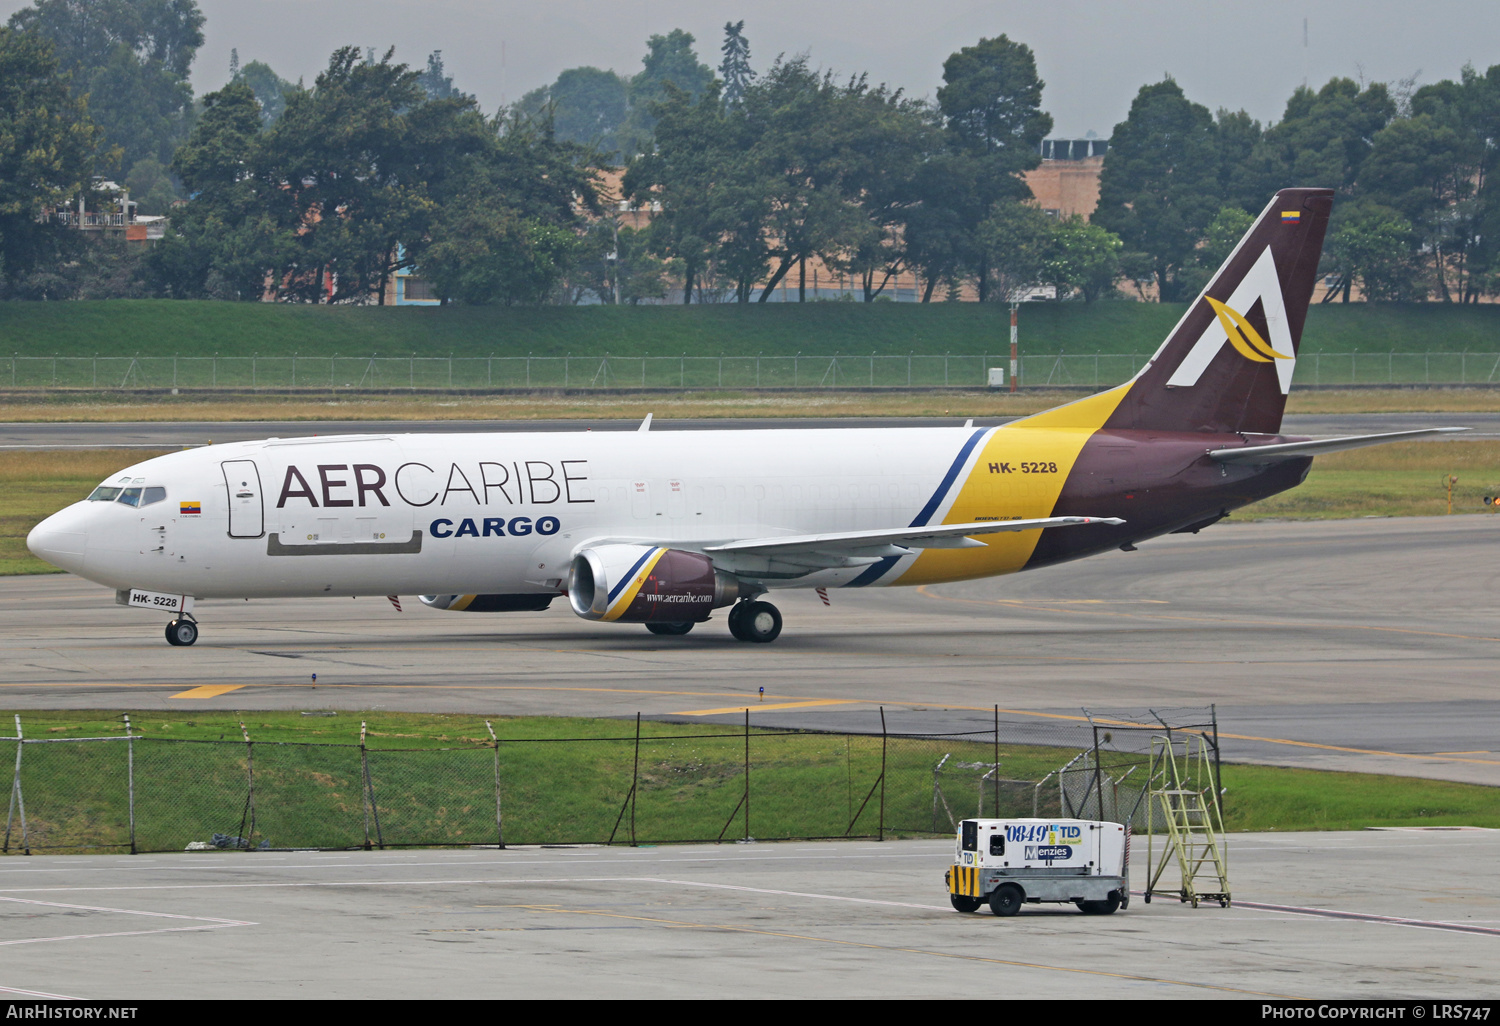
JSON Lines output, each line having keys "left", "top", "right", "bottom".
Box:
{"left": 27, "top": 507, "right": 89, "bottom": 574}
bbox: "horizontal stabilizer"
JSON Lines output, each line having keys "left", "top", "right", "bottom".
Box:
{"left": 1207, "top": 427, "right": 1470, "bottom": 464}
{"left": 706, "top": 516, "right": 1125, "bottom": 557}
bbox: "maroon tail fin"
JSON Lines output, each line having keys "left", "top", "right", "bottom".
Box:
{"left": 1105, "top": 188, "right": 1334, "bottom": 435}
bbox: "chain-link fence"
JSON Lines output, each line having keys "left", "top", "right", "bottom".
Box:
{"left": 2, "top": 708, "right": 1219, "bottom": 854}
{"left": 4, "top": 352, "right": 1497, "bottom": 391}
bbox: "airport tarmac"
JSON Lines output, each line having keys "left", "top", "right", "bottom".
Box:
{"left": 2, "top": 515, "right": 1498, "bottom": 785}
{"left": 0, "top": 411, "right": 1492, "bottom": 447}
{"left": 0, "top": 830, "right": 1496, "bottom": 999}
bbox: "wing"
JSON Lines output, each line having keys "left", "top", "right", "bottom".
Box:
{"left": 702, "top": 516, "right": 1123, "bottom": 575}
{"left": 1206, "top": 427, "right": 1469, "bottom": 464}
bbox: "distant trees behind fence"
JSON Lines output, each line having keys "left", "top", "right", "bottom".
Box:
{"left": 3, "top": 2, "right": 1499, "bottom": 307}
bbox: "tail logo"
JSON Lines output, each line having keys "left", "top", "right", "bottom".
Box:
{"left": 1205, "top": 296, "right": 1291, "bottom": 363}
{"left": 1166, "top": 245, "right": 1297, "bottom": 394}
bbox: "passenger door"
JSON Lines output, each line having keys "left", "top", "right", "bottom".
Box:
{"left": 221, "top": 460, "right": 264, "bottom": 538}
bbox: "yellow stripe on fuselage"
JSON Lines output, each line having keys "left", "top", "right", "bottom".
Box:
{"left": 894, "top": 385, "right": 1130, "bottom": 586}
{"left": 603, "top": 547, "right": 668, "bottom": 621}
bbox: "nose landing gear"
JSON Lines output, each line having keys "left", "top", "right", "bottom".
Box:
{"left": 727, "top": 600, "right": 782, "bottom": 643}
{"left": 165, "top": 617, "right": 199, "bottom": 647}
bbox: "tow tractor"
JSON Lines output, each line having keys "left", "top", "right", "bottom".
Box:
{"left": 945, "top": 818, "right": 1128, "bottom": 916}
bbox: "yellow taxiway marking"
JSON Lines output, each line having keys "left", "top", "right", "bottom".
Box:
{"left": 169, "top": 684, "right": 245, "bottom": 699}
{"left": 670, "top": 699, "right": 856, "bottom": 716}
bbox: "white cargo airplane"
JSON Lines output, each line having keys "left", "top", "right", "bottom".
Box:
{"left": 26, "top": 189, "right": 1463, "bottom": 646}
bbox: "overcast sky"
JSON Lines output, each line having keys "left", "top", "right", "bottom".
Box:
{"left": 8, "top": 0, "right": 1500, "bottom": 137}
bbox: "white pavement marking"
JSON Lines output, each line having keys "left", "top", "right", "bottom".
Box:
{"left": 0, "top": 895, "right": 257, "bottom": 948}
{"left": 1232, "top": 898, "right": 1500, "bottom": 938}
{"left": 652, "top": 878, "right": 952, "bottom": 911}
{"left": 0, "top": 985, "right": 78, "bottom": 999}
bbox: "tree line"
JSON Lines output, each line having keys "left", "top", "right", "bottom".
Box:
{"left": 0, "top": 0, "right": 1497, "bottom": 305}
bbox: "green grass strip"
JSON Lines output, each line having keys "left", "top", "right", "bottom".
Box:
{"left": 2, "top": 710, "right": 1493, "bottom": 857}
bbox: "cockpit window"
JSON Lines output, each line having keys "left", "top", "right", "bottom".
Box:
{"left": 89, "top": 478, "right": 163, "bottom": 506}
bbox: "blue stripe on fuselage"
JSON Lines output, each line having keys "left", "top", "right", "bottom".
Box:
{"left": 846, "top": 428, "right": 988, "bottom": 588}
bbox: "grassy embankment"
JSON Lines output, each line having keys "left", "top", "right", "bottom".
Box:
{"left": 4, "top": 439, "right": 1499, "bottom": 573}
{"left": 4, "top": 710, "right": 1494, "bottom": 853}
{"left": 2, "top": 299, "right": 1500, "bottom": 359}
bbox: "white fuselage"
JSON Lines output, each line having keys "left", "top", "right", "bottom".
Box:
{"left": 29, "top": 426, "right": 992, "bottom": 600}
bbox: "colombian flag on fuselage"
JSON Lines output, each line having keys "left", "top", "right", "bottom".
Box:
{"left": 180, "top": 501, "right": 201, "bottom": 515}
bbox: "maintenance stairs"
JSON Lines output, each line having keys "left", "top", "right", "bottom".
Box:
{"left": 1144, "top": 732, "right": 1231, "bottom": 908}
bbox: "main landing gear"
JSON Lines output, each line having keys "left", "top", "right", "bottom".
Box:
{"left": 638, "top": 599, "right": 784, "bottom": 643}
{"left": 165, "top": 616, "right": 199, "bottom": 647}
{"left": 727, "top": 600, "right": 782, "bottom": 643}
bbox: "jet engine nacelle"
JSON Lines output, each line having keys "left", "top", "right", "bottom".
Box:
{"left": 420, "top": 594, "right": 555, "bottom": 612}
{"left": 568, "top": 544, "right": 741, "bottom": 623}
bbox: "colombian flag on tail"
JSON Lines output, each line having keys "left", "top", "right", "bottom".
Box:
{"left": 1281, "top": 210, "right": 1301, "bottom": 223}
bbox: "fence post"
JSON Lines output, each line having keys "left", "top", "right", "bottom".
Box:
{"left": 486, "top": 721, "right": 504, "bottom": 848}
{"left": 630, "top": 712, "right": 640, "bottom": 847}
{"left": 743, "top": 709, "right": 750, "bottom": 842}
{"left": 993, "top": 705, "right": 1000, "bottom": 818}
{"left": 878, "top": 706, "right": 887, "bottom": 841}
{"left": 238, "top": 721, "right": 255, "bottom": 848}
{"left": 125, "top": 715, "right": 136, "bottom": 854}
{"left": 4, "top": 714, "right": 24, "bottom": 854}
{"left": 1211, "top": 703, "right": 1223, "bottom": 823}
{"left": 1092, "top": 722, "right": 1104, "bottom": 821}
{"left": 360, "top": 721, "right": 371, "bottom": 851}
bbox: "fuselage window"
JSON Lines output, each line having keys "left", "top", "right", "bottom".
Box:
{"left": 88, "top": 486, "right": 123, "bottom": 502}
{"left": 117, "top": 487, "right": 143, "bottom": 507}
{"left": 141, "top": 486, "right": 166, "bottom": 507}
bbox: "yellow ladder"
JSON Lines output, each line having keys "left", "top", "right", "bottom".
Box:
{"left": 1145, "top": 734, "right": 1230, "bottom": 908}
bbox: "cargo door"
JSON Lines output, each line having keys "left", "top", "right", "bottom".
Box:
{"left": 222, "top": 460, "right": 264, "bottom": 538}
